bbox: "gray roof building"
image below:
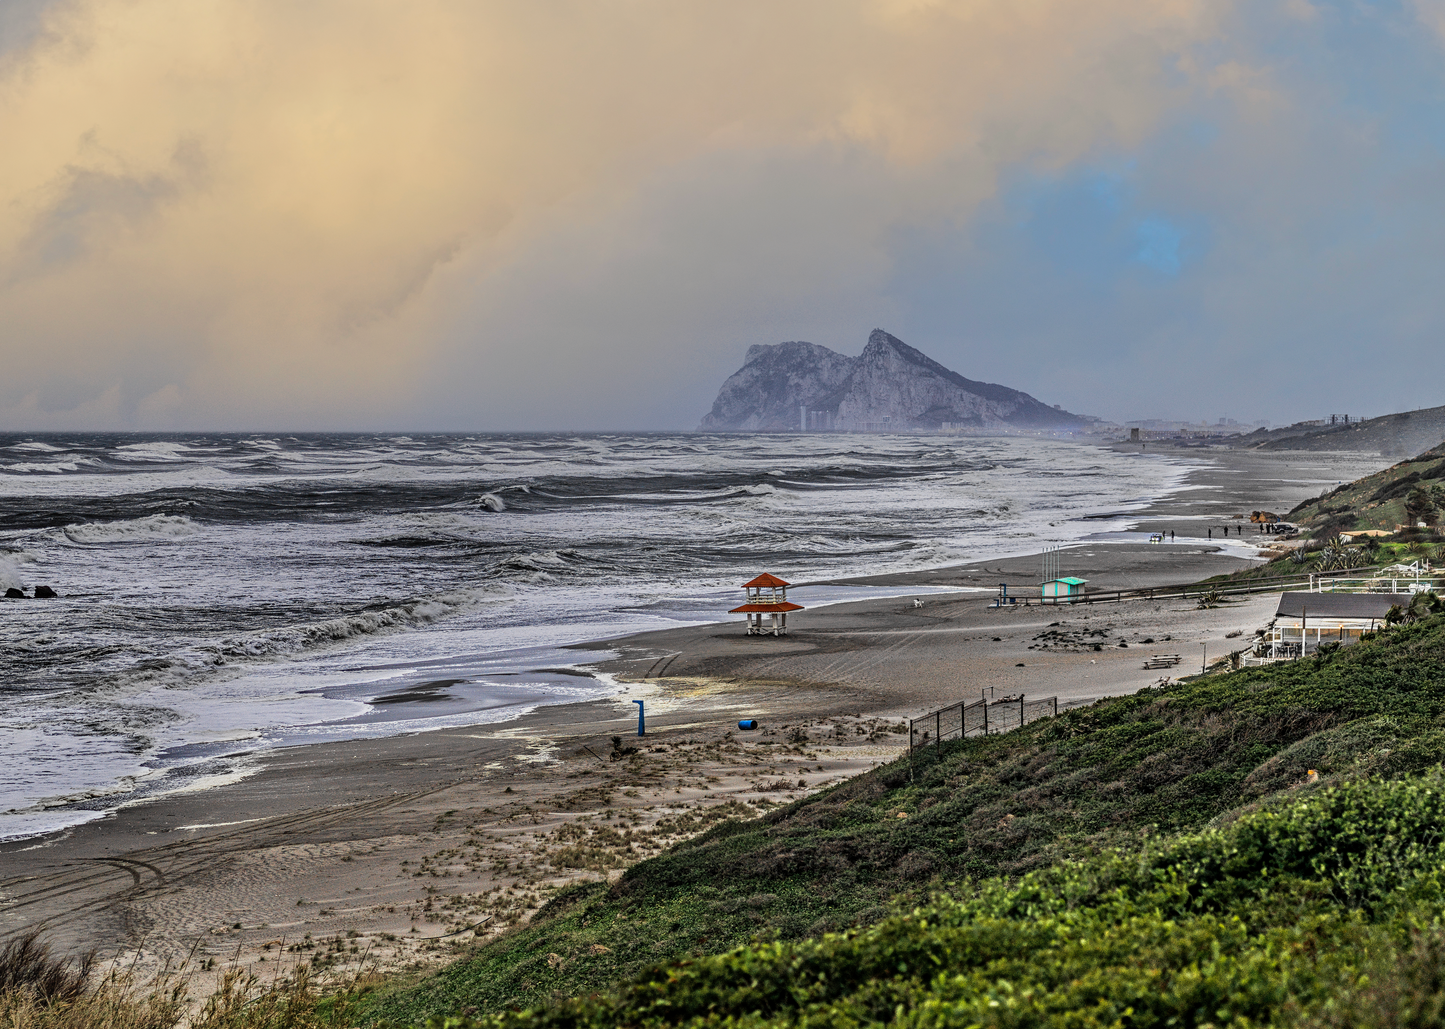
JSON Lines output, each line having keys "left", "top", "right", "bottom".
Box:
{"left": 1275, "top": 592, "right": 1412, "bottom": 620}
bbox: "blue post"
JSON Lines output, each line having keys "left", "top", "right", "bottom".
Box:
{"left": 633, "top": 699, "right": 645, "bottom": 736}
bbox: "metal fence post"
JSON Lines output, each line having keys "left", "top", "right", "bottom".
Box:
{"left": 1020, "top": 693, "right": 1025, "bottom": 728}
{"left": 936, "top": 709, "right": 941, "bottom": 752}
{"left": 982, "top": 698, "right": 989, "bottom": 735}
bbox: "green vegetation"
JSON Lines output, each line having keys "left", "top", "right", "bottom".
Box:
{"left": 21, "top": 614, "right": 1445, "bottom": 1027}
{"left": 1288, "top": 441, "right": 1445, "bottom": 536}
{"left": 469, "top": 774, "right": 1445, "bottom": 1029}
{"left": 356, "top": 614, "right": 1445, "bottom": 1028}
{"left": 1203, "top": 534, "right": 1440, "bottom": 588}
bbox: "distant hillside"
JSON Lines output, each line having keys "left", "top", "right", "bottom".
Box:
{"left": 699, "top": 329, "right": 1085, "bottom": 432}
{"left": 1237, "top": 404, "right": 1445, "bottom": 455}
{"left": 1288, "top": 440, "right": 1445, "bottom": 534}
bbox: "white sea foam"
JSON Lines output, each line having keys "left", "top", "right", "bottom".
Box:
{"left": 0, "top": 551, "right": 37, "bottom": 589}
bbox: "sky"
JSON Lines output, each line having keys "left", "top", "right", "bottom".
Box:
{"left": 2, "top": 0, "right": 1444, "bottom": 431}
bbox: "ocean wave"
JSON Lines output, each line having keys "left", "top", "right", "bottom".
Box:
{"left": 124, "top": 589, "right": 502, "bottom": 678}
{"left": 500, "top": 549, "right": 580, "bottom": 575}
{"left": 0, "top": 460, "right": 97, "bottom": 474}
{"left": 479, "top": 492, "right": 506, "bottom": 512}
{"left": 62, "top": 514, "right": 201, "bottom": 544}
{"left": 114, "top": 441, "right": 196, "bottom": 462}
{"left": 0, "top": 430, "right": 1212, "bottom": 844}
{"left": 0, "top": 551, "right": 38, "bottom": 589}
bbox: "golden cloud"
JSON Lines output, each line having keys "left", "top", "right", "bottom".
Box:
{"left": 0, "top": 0, "right": 1232, "bottom": 428}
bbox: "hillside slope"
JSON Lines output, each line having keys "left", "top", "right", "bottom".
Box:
{"left": 484, "top": 772, "right": 1445, "bottom": 1029}
{"left": 363, "top": 615, "right": 1445, "bottom": 1026}
{"left": 1237, "top": 404, "right": 1445, "bottom": 455}
{"left": 1288, "top": 440, "right": 1445, "bottom": 534}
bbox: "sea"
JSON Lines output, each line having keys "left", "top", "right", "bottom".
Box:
{"left": 0, "top": 432, "right": 1194, "bottom": 842}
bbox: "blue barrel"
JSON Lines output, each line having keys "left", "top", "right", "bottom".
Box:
{"left": 737, "top": 719, "right": 758, "bottom": 730}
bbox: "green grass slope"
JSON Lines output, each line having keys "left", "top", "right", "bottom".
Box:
{"left": 1288, "top": 441, "right": 1445, "bottom": 536}
{"left": 363, "top": 616, "right": 1445, "bottom": 1027}
{"left": 474, "top": 772, "right": 1445, "bottom": 1029}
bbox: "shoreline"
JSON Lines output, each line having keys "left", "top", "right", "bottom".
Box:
{"left": 0, "top": 444, "right": 1396, "bottom": 988}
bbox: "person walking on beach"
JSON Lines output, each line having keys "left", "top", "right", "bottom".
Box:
{"left": 1170, "top": 530, "right": 1175, "bottom": 542}
{"left": 1208, "top": 528, "right": 1212, "bottom": 539}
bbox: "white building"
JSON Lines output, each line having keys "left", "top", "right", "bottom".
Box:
{"left": 1260, "top": 592, "right": 1411, "bottom": 660}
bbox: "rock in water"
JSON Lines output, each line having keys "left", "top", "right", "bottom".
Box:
{"left": 700, "top": 328, "right": 1085, "bottom": 432}
{"left": 5, "top": 588, "right": 24, "bottom": 599}
{"left": 33, "top": 585, "right": 57, "bottom": 598}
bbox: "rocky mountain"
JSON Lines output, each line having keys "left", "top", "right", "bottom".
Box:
{"left": 699, "top": 329, "right": 1084, "bottom": 432}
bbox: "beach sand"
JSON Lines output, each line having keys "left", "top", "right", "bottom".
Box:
{"left": 0, "top": 444, "right": 1393, "bottom": 991}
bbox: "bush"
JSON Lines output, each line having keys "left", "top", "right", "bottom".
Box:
{"left": 469, "top": 774, "right": 1445, "bottom": 1029}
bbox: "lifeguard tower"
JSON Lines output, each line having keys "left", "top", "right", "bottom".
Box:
{"left": 731, "top": 573, "right": 803, "bottom": 636}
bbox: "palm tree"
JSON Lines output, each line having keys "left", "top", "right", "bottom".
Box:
{"left": 1405, "top": 487, "right": 1438, "bottom": 527}
{"left": 1408, "top": 590, "right": 1444, "bottom": 622}
{"left": 1389, "top": 591, "right": 1444, "bottom": 627}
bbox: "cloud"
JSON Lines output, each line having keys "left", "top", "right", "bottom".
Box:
{"left": 0, "top": 0, "right": 1240, "bottom": 428}
{"left": 4, "top": 0, "right": 1443, "bottom": 429}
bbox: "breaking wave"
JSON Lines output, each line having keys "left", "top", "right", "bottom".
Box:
{"left": 62, "top": 514, "right": 201, "bottom": 544}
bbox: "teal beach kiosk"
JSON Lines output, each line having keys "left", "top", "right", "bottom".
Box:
{"left": 1041, "top": 576, "right": 1088, "bottom": 604}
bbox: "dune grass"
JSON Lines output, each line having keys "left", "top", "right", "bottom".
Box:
{"left": 0, "top": 943, "right": 379, "bottom": 1029}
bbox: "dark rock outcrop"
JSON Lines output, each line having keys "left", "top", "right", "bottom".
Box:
{"left": 5, "top": 587, "right": 24, "bottom": 599}
{"left": 700, "top": 329, "right": 1084, "bottom": 432}
{"left": 33, "top": 585, "right": 57, "bottom": 598}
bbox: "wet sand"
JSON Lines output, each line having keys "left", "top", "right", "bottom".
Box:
{"left": 0, "top": 444, "right": 1393, "bottom": 989}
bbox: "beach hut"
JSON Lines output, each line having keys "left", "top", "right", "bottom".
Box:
{"left": 1041, "top": 577, "right": 1088, "bottom": 604}
{"left": 731, "top": 573, "right": 804, "bottom": 636}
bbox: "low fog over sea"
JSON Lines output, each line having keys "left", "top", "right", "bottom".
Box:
{"left": 0, "top": 432, "right": 1191, "bottom": 841}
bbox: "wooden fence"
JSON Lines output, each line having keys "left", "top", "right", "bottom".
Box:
{"left": 908, "top": 695, "right": 1058, "bottom": 753}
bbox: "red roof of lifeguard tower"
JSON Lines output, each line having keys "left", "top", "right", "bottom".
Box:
{"left": 730, "top": 572, "right": 803, "bottom": 613}
{"left": 742, "top": 572, "right": 790, "bottom": 588}
{"left": 731, "top": 572, "right": 802, "bottom": 634}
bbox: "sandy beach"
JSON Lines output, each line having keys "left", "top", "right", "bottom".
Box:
{"left": 0, "top": 444, "right": 1394, "bottom": 991}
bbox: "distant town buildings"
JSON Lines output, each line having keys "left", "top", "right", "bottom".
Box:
{"left": 1123, "top": 418, "right": 1269, "bottom": 433}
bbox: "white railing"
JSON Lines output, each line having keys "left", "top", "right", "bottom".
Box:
{"left": 1307, "top": 573, "right": 1442, "bottom": 594}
